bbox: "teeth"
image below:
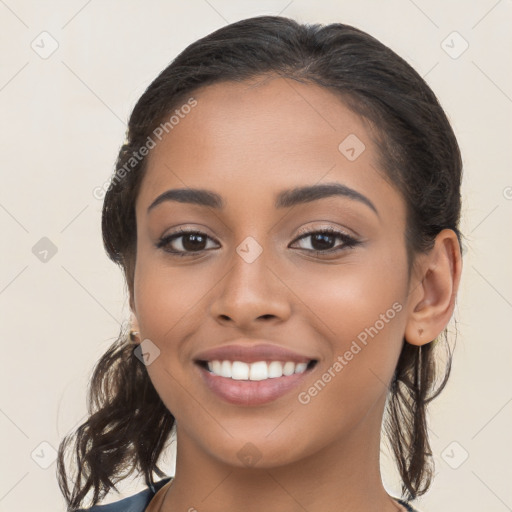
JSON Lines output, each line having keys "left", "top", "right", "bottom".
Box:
{"left": 294, "top": 362, "right": 308, "bottom": 374}
{"left": 220, "top": 360, "right": 232, "bottom": 378}
{"left": 232, "top": 361, "right": 249, "bottom": 380}
{"left": 268, "top": 361, "right": 283, "bottom": 378}
{"left": 206, "top": 360, "right": 310, "bottom": 380}
{"left": 211, "top": 360, "right": 222, "bottom": 375}
{"left": 249, "top": 361, "right": 268, "bottom": 381}
{"left": 283, "top": 361, "right": 295, "bottom": 376}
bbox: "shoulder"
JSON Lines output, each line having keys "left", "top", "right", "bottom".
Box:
{"left": 75, "top": 477, "right": 172, "bottom": 512}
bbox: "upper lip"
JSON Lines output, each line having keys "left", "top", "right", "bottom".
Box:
{"left": 193, "top": 340, "right": 317, "bottom": 364}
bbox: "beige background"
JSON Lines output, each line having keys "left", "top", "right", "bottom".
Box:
{"left": 1, "top": 1, "right": 511, "bottom": 511}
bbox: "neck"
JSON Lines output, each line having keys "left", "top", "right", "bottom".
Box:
{"left": 162, "top": 397, "right": 404, "bottom": 512}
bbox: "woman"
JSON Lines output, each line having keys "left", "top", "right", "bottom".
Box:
{"left": 58, "top": 15, "right": 463, "bottom": 512}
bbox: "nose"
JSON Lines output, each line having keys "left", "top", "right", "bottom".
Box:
{"left": 209, "top": 245, "right": 292, "bottom": 330}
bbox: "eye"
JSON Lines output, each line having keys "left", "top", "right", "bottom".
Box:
{"left": 156, "top": 226, "right": 361, "bottom": 258}
{"left": 156, "top": 228, "right": 219, "bottom": 256}
{"left": 290, "top": 227, "right": 361, "bottom": 255}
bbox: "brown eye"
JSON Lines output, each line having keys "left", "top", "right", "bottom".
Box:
{"left": 291, "top": 228, "right": 361, "bottom": 255}
{"left": 156, "top": 230, "right": 218, "bottom": 256}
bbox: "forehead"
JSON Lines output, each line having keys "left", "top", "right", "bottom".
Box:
{"left": 137, "top": 77, "right": 403, "bottom": 220}
{"left": 149, "top": 77, "right": 371, "bottom": 169}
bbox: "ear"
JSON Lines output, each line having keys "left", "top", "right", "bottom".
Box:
{"left": 404, "top": 229, "right": 462, "bottom": 346}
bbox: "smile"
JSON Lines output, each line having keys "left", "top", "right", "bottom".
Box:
{"left": 201, "top": 359, "right": 315, "bottom": 380}
{"left": 195, "top": 360, "right": 318, "bottom": 406}
{"left": 193, "top": 341, "right": 319, "bottom": 406}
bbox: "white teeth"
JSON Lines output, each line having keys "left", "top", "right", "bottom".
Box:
{"left": 268, "top": 361, "right": 283, "bottom": 378}
{"left": 206, "top": 360, "right": 310, "bottom": 380}
{"left": 294, "top": 362, "right": 308, "bottom": 374}
{"left": 249, "top": 361, "right": 268, "bottom": 381}
{"left": 211, "top": 360, "right": 222, "bottom": 375}
{"left": 282, "top": 361, "right": 295, "bottom": 376}
{"left": 231, "top": 361, "right": 249, "bottom": 380}
{"left": 220, "top": 360, "right": 232, "bottom": 378}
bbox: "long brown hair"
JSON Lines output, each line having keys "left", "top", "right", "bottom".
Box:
{"left": 57, "top": 15, "right": 462, "bottom": 510}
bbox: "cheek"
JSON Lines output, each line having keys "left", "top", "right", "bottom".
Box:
{"left": 291, "top": 252, "right": 408, "bottom": 407}
{"left": 286, "top": 280, "right": 407, "bottom": 459}
{"left": 133, "top": 251, "right": 207, "bottom": 341}
{"left": 132, "top": 256, "right": 202, "bottom": 418}
{"left": 293, "top": 252, "right": 408, "bottom": 343}
{"left": 132, "top": 253, "right": 197, "bottom": 364}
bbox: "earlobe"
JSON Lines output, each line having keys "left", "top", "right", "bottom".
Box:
{"left": 404, "top": 229, "right": 462, "bottom": 346}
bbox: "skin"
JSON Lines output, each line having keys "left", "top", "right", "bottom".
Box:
{"left": 130, "top": 76, "right": 462, "bottom": 512}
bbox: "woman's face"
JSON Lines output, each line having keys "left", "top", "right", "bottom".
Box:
{"left": 132, "top": 77, "right": 416, "bottom": 468}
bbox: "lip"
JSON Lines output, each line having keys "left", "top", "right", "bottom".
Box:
{"left": 193, "top": 340, "right": 318, "bottom": 406}
{"left": 193, "top": 341, "right": 315, "bottom": 364}
{"left": 196, "top": 363, "right": 316, "bottom": 406}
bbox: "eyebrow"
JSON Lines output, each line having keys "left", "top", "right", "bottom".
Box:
{"left": 147, "top": 182, "right": 379, "bottom": 216}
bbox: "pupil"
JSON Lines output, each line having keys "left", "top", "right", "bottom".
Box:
{"left": 183, "top": 234, "right": 205, "bottom": 251}
{"left": 312, "top": 233, "right": 334, "bottom": 250}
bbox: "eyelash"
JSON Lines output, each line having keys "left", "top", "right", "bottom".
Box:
{"left": 156, "top": 226, "right": 361, "bottom": 258}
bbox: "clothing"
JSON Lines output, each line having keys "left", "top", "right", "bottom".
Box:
{"left": 396, "top": 498, "right": 421, "bottom": 511}
{"left": 76, "top": 477, "right": 421, "bottom": 511}
{"left": 75, "top": 478, "right": 171, "bottom": 512}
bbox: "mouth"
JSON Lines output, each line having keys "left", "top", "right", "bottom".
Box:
{"left": 194, "top": 357, "right": 318, "bottom": 406}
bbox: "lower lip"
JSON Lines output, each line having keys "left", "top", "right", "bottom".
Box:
{"left": 196, "top": 364, "right": 314, "bottom": 406}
